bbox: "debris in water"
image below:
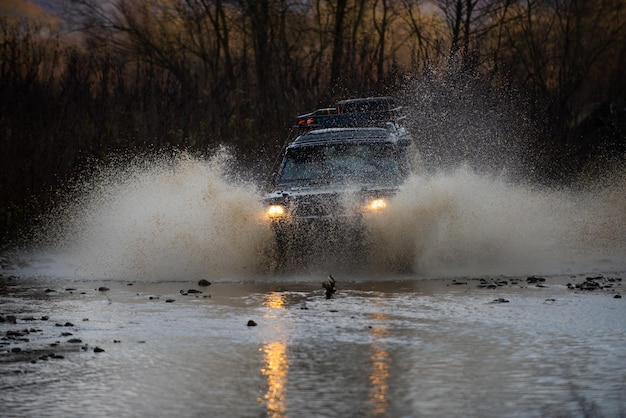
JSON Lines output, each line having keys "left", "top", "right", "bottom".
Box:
{"left": 180, "top": 289, "right": 202, "bottom": 295}
{"left": 322, "top": 275, "right": 337, "bottom": 299}
{"left": 98, "top": 287, "right": 110, "bottom": 292}
{"left": 247, "top": 320, "right": 257, "bottom": 327}
{"left": 198, "top": 279, "right": 211, "bottom": 287}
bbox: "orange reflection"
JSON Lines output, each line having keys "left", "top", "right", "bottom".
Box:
{"left": 369, "top": 313, "right": 390, "bottom": 416}
{"left": 265, "top": 292, "right": 286, "bottom": 310}
{"left": 259, "top": 292, "right": 288, "bottom": 417}
{"left": 260, "top": 341, "right": 289, "bottom": 418}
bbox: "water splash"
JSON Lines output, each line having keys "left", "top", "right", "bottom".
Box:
{"left": 366, "top": 166, "right": 626, "bottom": 277}
{"left": 24, "top": 150, "right": 273, "bottom": 281}
{"left": 12, "top": 153, "right": 625, "bottom": 281}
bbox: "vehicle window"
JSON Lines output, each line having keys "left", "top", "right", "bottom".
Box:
{"left": 279, "top": 143, "right": 399, "bottom": 186}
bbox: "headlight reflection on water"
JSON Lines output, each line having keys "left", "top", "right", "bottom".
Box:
{"left": 369, "top": 312, "right": 391, "bottom": 416}
{"left": 260, "top": 341, "right": 289, "bottom": 418}
{"left": 257, "top": 291, "right": 392, "bottom": 417}
{"left": 259, "top": 292, "right": 289, "bottom": 418}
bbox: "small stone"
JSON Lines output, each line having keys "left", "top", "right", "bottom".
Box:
{"left": 11, "top": 347, "right": 22, "bottom": 353}
{"left": 64, "top": 322, "right": 74, "bottom": 327}
{"left": 614, "top": 294, "right": 622, "bottom": 299}
{"left": 247, "top": 320, "right": 257, "bottom": 327}
{"left": 67, "top": 338, "right": 83, "bottom": 343}
{"left": 93, "top": 347, "right": 105, "bottom": 353}
{"left": 198, "top": 279, "right": 211, "bottom": 287}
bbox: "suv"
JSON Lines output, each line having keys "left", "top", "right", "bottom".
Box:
{"left": 264, "top": 97, "right": 414, "bottom": 266}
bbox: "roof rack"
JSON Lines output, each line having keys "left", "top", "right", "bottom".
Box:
{"left": 295, "top": 97, "right": 405, "bottom": 130}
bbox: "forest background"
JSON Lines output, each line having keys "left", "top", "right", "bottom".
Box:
{"left": 1, "top": 0, "right": 625, "bottom": 246}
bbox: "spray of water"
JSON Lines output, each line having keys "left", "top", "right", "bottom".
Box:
{"left": 17, "top": 151, "right": 625, "bottom": 281}
{"left": 361, "top": 73, "right": 626, "bottom": 277}
{"left": 27, "top": 150, "right": 273, "bottom": 281}
{"left": 366, "top": 166, "right": 626, "bottom": 277}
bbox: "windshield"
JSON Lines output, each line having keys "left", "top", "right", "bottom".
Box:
{"left": 278, "top": 142, "right": 399, "bottom": 187}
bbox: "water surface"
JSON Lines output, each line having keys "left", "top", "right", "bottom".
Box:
{"left": 2, "top": 274, "right": 624, "bottom": 417}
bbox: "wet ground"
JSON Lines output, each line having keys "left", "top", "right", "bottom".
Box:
{"left": 1, "top": 271, "right": 624, "bottom": 418}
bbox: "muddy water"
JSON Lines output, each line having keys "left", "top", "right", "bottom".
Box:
{"left": 1, "top": 274, "right": 625, "bottom": 418}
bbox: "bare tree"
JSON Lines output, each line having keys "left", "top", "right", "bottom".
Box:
{"left": 501, "top": 0, "right": 626, "bottom": 129}
{"left": 330, "top": 0, "right": 348, "bottom": 84}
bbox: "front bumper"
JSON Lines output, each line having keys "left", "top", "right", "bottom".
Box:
{"left": 269, "top": 214, "right": 369, "bottom": 260}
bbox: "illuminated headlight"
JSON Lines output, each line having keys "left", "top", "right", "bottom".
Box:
{"left": 266, "top": 204, "right": 287, "bottom": 219}
{"left": 364, "top": 198, "right": 388, "bottom": 212}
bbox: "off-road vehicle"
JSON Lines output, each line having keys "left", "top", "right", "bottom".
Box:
{"left": 264, "top": 97, "right": 414, "bottom": 266}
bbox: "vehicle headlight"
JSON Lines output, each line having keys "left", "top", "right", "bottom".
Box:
{"left": 364, "top": 198, "right": 388, "bottom": 212}
{"left": 266, "top": 204, "right": 287, "bottom": 219}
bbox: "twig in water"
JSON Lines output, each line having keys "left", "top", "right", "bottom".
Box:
{"left": 322, "top": 274, "right": 336, "bottom": 299}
